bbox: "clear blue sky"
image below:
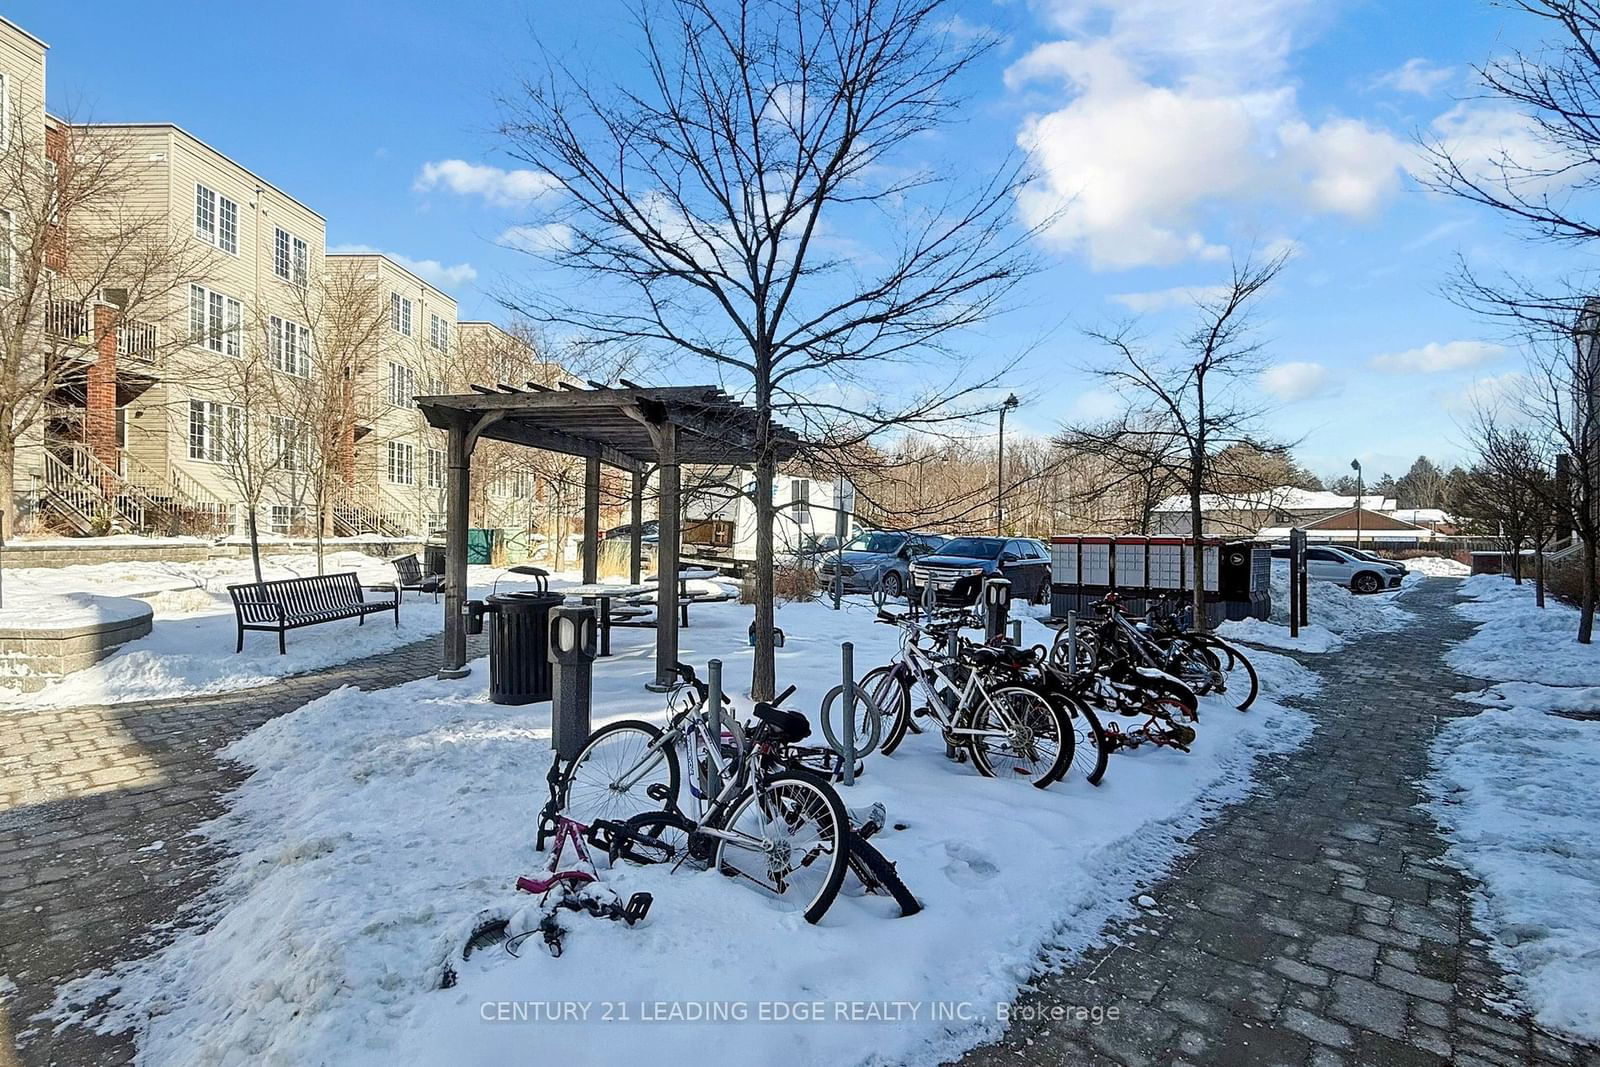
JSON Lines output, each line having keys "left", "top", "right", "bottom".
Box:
{"left": 12, "top": 0, "right": 1558, "bottom": 483}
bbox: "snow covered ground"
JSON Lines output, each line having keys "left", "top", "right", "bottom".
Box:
{"left": 1425, "top": 575, "right": 1600, "bottom": 1043}
{"left": 48, "top": 594, "right": 1314, "bottom": 1066}
{"left": 1218, "top": 556, "right": 1423, "bottom": 653}
{"left": 0, "top": 552, "right": 632, "bottom": 710}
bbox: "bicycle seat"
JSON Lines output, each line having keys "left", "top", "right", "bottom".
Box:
{"left": 752, "top": 703, "right": 812, "bottom": 743}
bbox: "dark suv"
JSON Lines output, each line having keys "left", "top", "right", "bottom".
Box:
{"left": 909, "top": 536, "right": 1052, "bottom": 605}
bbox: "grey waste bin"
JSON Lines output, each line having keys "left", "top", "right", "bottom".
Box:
{"left": 470, "top": 591, "right": 564, "bottom": 704}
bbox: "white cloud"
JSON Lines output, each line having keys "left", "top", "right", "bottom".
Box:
{"left": 1423, "top": 103, "right": 1574, "bottom": 196}
{"left": 1009, "top": 1, "right": 1408, "bottom": 268}
{"left": 1370, "top": 340, "right": 1505, "bottom": 373}
{"left": 1260, "top": 361, "right": 1332, "bottom": 402}
{"left": 1444, "top": 370, "right": 1527, "bottom": 413}
{"left": 1108, "top": 285, "right": 1230, "bottom": 312}
{"left": 1373, "top": 58, "right": 1453, "bottom": 96}
{"left": 328, "top": 244, "right": 478, "bottom": 289}
{"left": 414, "top": 160, "right": 561, "bottom": 207}
{"left": 498, "top": 224, "right": 574, "bottom": 254}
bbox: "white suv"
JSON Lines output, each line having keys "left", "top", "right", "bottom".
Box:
{"left": 1270, "top": 545, "right": 1405, "bottom": 594}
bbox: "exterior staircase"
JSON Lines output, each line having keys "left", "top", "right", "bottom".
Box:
{"left": 332, "top": 486, "right": 412, "bottom": 538}
{"left": 36, "top": 445, "right": 232, "bottom": 536}
{"left": 119, "top": 450, "right": 231, "bottom": 534}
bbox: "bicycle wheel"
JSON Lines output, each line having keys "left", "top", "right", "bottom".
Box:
{"left": 867, "top": 667, "right": 915, "bottom": 756}
{"left": 712, "top": 769, "right": 850, "bottom": 924}
{"left": 1209, "top": 638, "right": 1259, "bottom": 711}
{"left": 613, "top": 809, "right": 697, "bottom": 866}
{"left": 846, "top": 834, "right": 922, "bottom": 917}
{"left": 819, "top": 681, "right": 884, "bottom": 757}
{"left": 963, "top": 686, "right": 1073, "bottom": 788}
{"left": 1053, "top": 693, "right": 1110, "bottom": 786}
{"left": 560, "top": 720, "right": 681, "bottom": 828}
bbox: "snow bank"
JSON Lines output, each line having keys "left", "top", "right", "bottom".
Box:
{"left": 51, "top": 596, "right": 1313, "bottom": 1066}
{"left": 1219, "top": 558, "right": 1414, "bottom": 653}
{"left": 1401, "top": 555, "right": 1471, "bottom": 578}
{"left": 1426, "top": 696, "right": 1600, "bottom": 1042}
{"left": 1452, "top": 575, "right": 1600, "bottom": 687}
{"left": 0, "top": 590, "right": 150, "bottom": 631}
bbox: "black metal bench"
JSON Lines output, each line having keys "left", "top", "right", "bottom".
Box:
{"left": 391, "top": 553, "right": 443, "bottom": 601}
{"left": 228, "top": 572, "right": 400, "bottom": 654}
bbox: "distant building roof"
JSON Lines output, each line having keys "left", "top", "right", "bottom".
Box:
{"left": 1389, "top": 508, "right": 1452, "bottom": 525}
{"left": 1154, "top": 487, "right": 1398, "bottom": 514}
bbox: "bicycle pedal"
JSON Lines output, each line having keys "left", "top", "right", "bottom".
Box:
{"left": 622, "top": 892, "right": 653, "bottom": 925}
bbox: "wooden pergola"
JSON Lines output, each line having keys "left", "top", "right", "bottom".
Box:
{"left": 417, "top": 382, "right": 798, "bottom": 688}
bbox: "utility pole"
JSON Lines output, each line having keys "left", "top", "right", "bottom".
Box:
{"left": 996, "top": 393, "right": 1018, "bottom": 536}
{"left": 1351, "top": 458, "right": 1363, "bottom": 550}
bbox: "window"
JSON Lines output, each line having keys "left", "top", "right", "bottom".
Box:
{"left": 194, "top": 184, "right": 239, "bottom": 254}
{"left": 274, "top": 227, "right": 308, "bottom": 286}
{"left": 427, "top": 447, "right": 446, "bottom": 489}
{"left": 387, "top": 441, "right": 415, "bottom": 484}
{"left": 270, "top": 315, "right": 312, "bottom": 377}
{"left": 270, "top": 416, "right": 311, "bottom": 472}
{"left": 388, "top": 361, "right": 416, "bottom": 406}
{"left": 189, "top": 284, "right": 242, "bottom": 356}
{"left": 430, "top": 314, "right": 449, "bottom": 352}
{"left": 389, "top": 292, "right": 413, "bottom": 336}
{"left": 0, "top": 209, "right": 12, "bottom": 291}
{"left": 188, "top": 400, "right": 241, "bottom": 462}
{"left": 269, "top": 504, "right": 308, "bottom": 535}
{"left": 789, "top": 478, "right": 811, "bottom": 520}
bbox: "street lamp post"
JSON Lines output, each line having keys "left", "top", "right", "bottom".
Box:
{"left": 1350, "top": 458, "right": 1363, "bottom": 550}
{"left": 997, "top": 393, "right": 1019, "bottom": 536}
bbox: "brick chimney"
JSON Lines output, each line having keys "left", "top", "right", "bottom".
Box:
{"left": 87, "top": 303, "right": 119, "bottom": 474}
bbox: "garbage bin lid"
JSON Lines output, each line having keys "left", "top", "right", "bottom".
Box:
{"left": 486, "top": 591, "right": 565, "bottom": 607}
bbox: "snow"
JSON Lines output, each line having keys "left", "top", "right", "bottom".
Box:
{"left": 1218, "top": 558, "right": 1415, "bottom": 653}
{"left": 0, "top": 552, "right": 609, "bottom": 710}
{"left": 1424, "top": 574, "right": 1600, "bottom": 1043}
{"left": 0, "top": 589, "right": 150, "bottom": 631}
{"left": 1397, "top": 555, "right": 1469, "bottom": 577}
{"left": 50, "top": 593, "right": 1313, "bottom": 1066}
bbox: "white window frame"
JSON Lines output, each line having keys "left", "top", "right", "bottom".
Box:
{"left": 0, "top": 209, "right": 13, "bottom": 292}
{"left": 390, "top": 292, "right": 413, "bottom": 336}
{"left": 790, "top": 478, "right": 811, "bottom": 520}
{"left": 430, "top": 313, "right": 449, "bottom": 352}
{"left": 388, "top": 361, "right": 416, "bottom": 407}
{"left": 269, "top": 315, "right": 312, "bottom": 377}
{"left": 194, "top": 184, "right": 239, "bottom": 254}
{"left": 274, "top": 227, "right": 309, "bottom": 286}
{"left": 427, "top": 447, "right": 446, "bottom": 489}
{"left": 273, "top": 227, "right": 290, "bottom": 280}
{"left": 189, "top": 283, "right": 242, "bottom": 357}
{"left": 387, "top": 440, "right": 416, "bottom": 485}
{"left": 188, "top": 400, "right": 241, "bottom": 463}
{"left": 270, "top": 415, "right": 311, "bottom": 472}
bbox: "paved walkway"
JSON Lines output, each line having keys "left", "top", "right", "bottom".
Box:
{"left": 0, "top": 630, "right": 486, "bottom": 1067}
{"left": 960, "top": 578, "right": 1598, "bottom": 1067}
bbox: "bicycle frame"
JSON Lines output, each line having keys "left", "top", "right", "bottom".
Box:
{"left": 887, "top": 618, "right": 1032, "bottom": 741}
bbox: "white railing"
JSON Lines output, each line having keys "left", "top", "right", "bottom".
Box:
{"left": 41, "top": 451, "right": 111, "bottom": 531}
{"left": 117, "top": 320, "right": 159, "bottom": 364}
{"left": 44, "top": 298, "right": 90, "bottom": 341}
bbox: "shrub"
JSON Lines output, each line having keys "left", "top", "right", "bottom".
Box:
{"left": 740, "top": 564, "right": 818, "bottom": 604}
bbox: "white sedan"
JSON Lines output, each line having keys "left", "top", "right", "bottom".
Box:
{"left": 1270, "top": 545, "right": 1405, "bottom": 594}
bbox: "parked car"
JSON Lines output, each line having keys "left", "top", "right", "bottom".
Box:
{"left": 603, "top": 520, "right": 659, "bottom": 544}
{"left": 817, "top": 530, "right": 946, "bottom": 599}
{"left": 1342, "top": 545, "right": 1407, "bottom": 574}
{"left": 1270, "top": 545, "right": 1404, "bottom": 594}
{"left": 909, "top": 536, "right": 1052, "bottom": 605}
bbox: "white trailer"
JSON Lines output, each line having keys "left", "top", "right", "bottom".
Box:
{"left": 682, "top": 471, "right": 859, "bottom": 572}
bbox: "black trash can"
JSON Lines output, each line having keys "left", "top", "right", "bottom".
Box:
{"left": 423, "top": 543, "right": 446, "bottom": 576}
{"left": 480, "top": 591, "right": 564, "bottom": 704}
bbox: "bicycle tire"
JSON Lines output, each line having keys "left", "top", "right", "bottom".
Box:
{"left": 1210, "top": 637, "right": 1259, "bottom": 711}
{"left": 867, "top": 666, "right": 915, "bottom": 756}
{"left": 847, "top": 833, "right": 922, "bottom": 917}
{"left": 963, "top": 685, "right": 1074, "bottom": 788}
{"left": 819, "top": 681, "right": 884, "bottom": 757}
{"left": 712, "top": 768, "right": 850, "bottom": 924}
{"left": 559, "top": 720, "right": 681, "bottom": 828}
{"left": 1053, "top": 692, "right": 1110, "bottom": 786}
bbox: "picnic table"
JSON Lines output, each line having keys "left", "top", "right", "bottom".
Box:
{"left": 561, "top": 584, "right": 650, "bottom": 657}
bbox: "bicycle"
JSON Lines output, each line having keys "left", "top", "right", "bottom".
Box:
{"left": 858, "top": 608, "right": 1074, "bottom": 788}
{"left": 559, "top": 663, "right": 851, "bottom": 924}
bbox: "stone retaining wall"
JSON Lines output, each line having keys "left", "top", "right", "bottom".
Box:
{"left": 0, "top": 539, "right": 426, "bottom": 570}
{"left": 0, "top": 606, "right": 154, "bottom": 692}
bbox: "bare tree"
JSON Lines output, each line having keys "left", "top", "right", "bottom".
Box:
{"left": 497, "top": 0, "right": 1037, "bottom": 698}
{"left": 0, "top": 117, "right": 216, "bottom": 524}
{"left": 1420, "top": 0, "right": 1600, "bottom": 637}
{"left": 1060, "top": 255, "right": 1289, "bottom": 628}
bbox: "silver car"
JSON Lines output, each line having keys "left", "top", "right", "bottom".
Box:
{"left": 816, "top": 530, "right": 946, "bottom": 599}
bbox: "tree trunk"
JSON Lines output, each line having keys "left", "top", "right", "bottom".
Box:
{"left": 246, "top": 504, "right": 264, "bottom": 583}
{"left": 1581, "top": 539, "right": 1597, "bottom": 644}
{"left": 314, "top": 484, "right": 326, "bottom": 576}
{"left": 752, "top": 444, "right": 777, "bottom": 703}
{"left": 1535, "top": 540, "right": 1546, "bottom": 609}
{"left": 0, "top": 436, "right": 16, "bottom": 536}
{"left": 1189, "top": 475, "right": 1206, "bottom": 633}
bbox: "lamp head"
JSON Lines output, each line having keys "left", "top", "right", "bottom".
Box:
{"left": 1003, "top": 393, "right": 1019, "bottom": 411}
{"left": 1350, "top": 458, "right": 1361, "bottom": 473}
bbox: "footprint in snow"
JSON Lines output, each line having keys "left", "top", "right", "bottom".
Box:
{"left": 943, "top": 841, "right": 999, "bottom": 884}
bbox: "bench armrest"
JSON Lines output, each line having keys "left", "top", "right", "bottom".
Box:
{"left": 363, "top": 582, "right": 402, "bottom": 603}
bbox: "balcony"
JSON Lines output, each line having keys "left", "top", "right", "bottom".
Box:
{"left": 117, "top": 320, "right": 159, "bottom": 364}
{"left": 44, "top": 298, "right": 90, "bottom": 342}
{"left": 44, "top": 298, "right": 160, "bottom": 366}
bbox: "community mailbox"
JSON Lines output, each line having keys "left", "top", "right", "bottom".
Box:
{"left": 1048, "top": 534, "right": 1268, "bottom": 625}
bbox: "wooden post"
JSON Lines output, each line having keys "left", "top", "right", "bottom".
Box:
{"left": 440, "top": 419, "right": 473, "bottom": 678}
{"left": 582, "top": 454, "right": 601, "bottom": 585}
{"left": 629, "top": 469, "right": 644, "bottom": 585}
{"left": 650, "top": 423, "right": 681, "bottom": 691}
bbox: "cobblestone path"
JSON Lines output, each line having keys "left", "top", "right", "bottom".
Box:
{"left": 959, "top": 578, "right": 1597, "bottom": 1067}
